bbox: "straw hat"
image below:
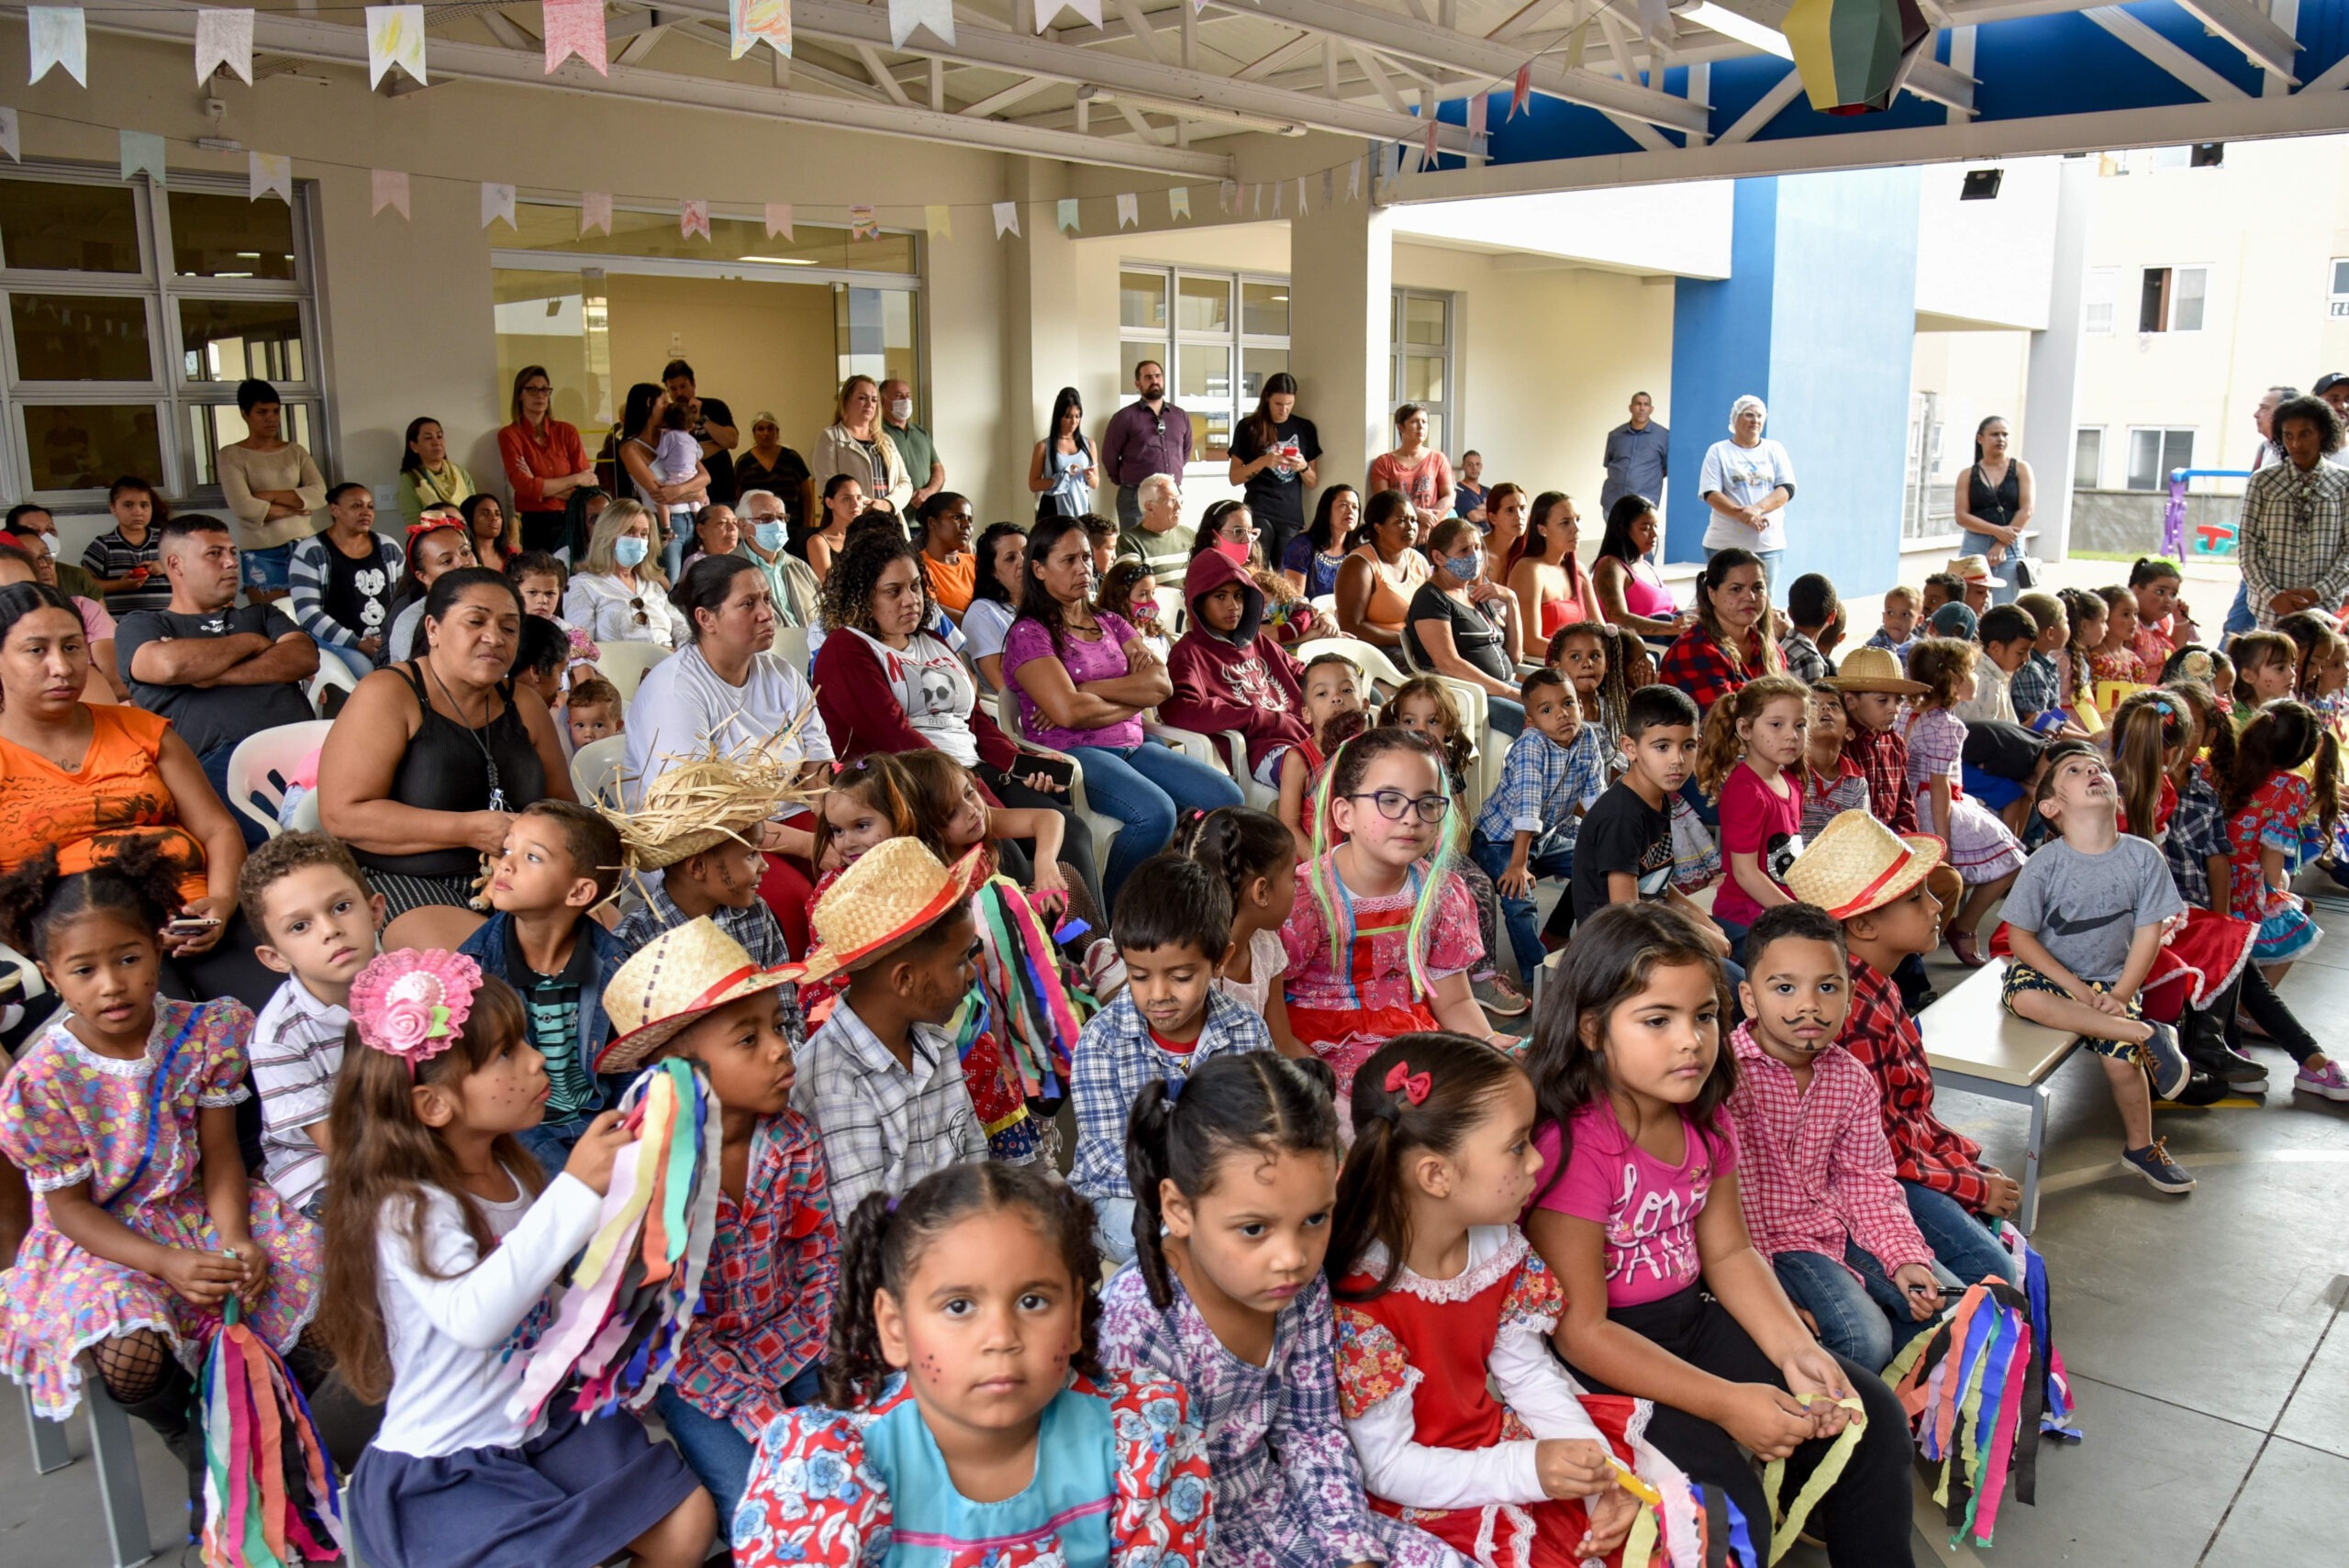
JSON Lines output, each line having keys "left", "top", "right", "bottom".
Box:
{"left": 1821, "top": 646, "right": 1927, "bottom": 695}
{"left": 1947, "top": 554, "right": 1994, "bottom": 584}
{"left": 1783, "top": 811, "right": 1946, "bottom": 921}
{"left": 596, "top": 917, "right": 798, "bottom": 1074}
{"left": 600, "top": 738, "right": 813, "bottom": 873}
{"left": 785, "top": 838, "right": 990, "bottom": 988}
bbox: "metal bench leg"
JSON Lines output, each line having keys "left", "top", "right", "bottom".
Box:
{"left": 85, "top": 1384, "right": 155, "bottom": 1568}
{"left": 23, "top": 1394, "right": 72, "bottom": 1473}
{"left": 2019, "top": 1081, "right": 2051, "bottom": 1235}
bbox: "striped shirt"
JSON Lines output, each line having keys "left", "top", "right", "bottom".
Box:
{"left": 250, "top": 974, "right": 348, "bottom": 1212}
{"left": 80, "top": 528, "right": 169, "bottom": 614}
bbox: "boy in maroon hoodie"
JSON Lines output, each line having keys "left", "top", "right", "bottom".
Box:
{"left": 1162, "top": 547, "right": 1311, "bottom": 800}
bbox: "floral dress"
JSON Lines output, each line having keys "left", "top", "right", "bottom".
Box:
{"left": 0, "top": 998, "right": 322, "bottom": 1418}
{"left": 1281, "top": 854, "right": 1481, "bottom": 1095}
{"left": 2224, "top": 772, "right": 2321, "bottom": 963}
{"left": 733, "top": 1371, "right": 1213, "bottom": 1568}
{"left": 1904, "top": 706, "right": 2026, "bottom": 884}
{"left": 1098, "top": 1268, "right": 1462, "bottom": 1568}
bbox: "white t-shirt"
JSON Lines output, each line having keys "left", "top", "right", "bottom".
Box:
{"left": 1698, "top": 437, "right": 1797, "bottom": 552}
{"left": 1214, "top": 927, "right": 1289, "bottom": 1018}
{"left": 849, "top": 628, "right": 982, "bottom": 766}
{"left": 623, "top": 641, "right": 834, "bottom": 807}
{"left": 963, "top": 597, "right": 1018, "bottom": 687}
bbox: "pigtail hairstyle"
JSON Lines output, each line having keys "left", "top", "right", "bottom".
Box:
{"left": 2059, "top": 589, "right": 2103, "bottom": 699}
{"left": 317, "top": 973, "right": 538, "bottom": 1403}
{"left": 1306, "top": 727, "right": 1464, "bottom": 1000}
{"left": 812, "top": 752, "right": 919, "bottom": 869}
{"left": 1695, "top": 673, "right": 1812, "bottom": 801}
{"left": 1174, "top": 806, "right": 1296, "bottom": 915}
{"left": 2227, "top": 700, "right": 2343, "bottom": 840}
{"left": 2228, "top": 631, "right": 2294, "bottom": 709}
{"left": 2165, "top": 678, "right": 2235, "bottom": 795}
{"left": 1330, "top": 1032, "right": 1525, "bottom": 1300}
{"left": 0, "top": 837, "right": 191, "bottom": 960}
{"left": 1524, "top": 902, "right": 1737, "bottom": 1207}
{"left": 1906, "top": 637, "right": 1977, "bottom": 715}
{"left": 2108, "top": 689, "right": 2185, "bottom": 844}
{"left": 1125, "top": 1052, "right": 1341, "bottom": 1309}
{"left": 821, "top": 1162, "right": 1103, "bottom": 1410}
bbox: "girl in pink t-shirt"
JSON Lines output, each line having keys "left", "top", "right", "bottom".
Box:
{"left": 1518, "top": 901, "right": 1920, "bottom": 1568}
{"left": 1695, "top": 673, "right": 1811, "bottom": 934}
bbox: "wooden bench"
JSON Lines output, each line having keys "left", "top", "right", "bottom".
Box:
{"left": 1917, "top": 958, "right": 2082, "bottom": 1235}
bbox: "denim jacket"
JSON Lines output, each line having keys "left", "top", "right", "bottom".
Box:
{"left": 460, "top": 911, "right": 636, "bottom": 1108}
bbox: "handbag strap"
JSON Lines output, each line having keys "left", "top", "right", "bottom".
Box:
{"left": 100, "top": 1006, "right": 206, "bottom": 1209}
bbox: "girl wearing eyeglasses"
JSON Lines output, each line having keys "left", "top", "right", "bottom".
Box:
{"left": 1279, "top": 726, "right": 1512, "bottom": 1111}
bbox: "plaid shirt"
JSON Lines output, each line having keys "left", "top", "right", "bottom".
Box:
{"left": 1837, "top": 956, "right": 1992, "bottom": 1211}
{"left": 1474, "top": 723, "right": 1607, "bottom": 852}
{"left": 795, "top": 1000, "right": 988, "bottom": 1212}
{"left": 670, "top": 1110, "right": 840, "bottom": 1439}
{"left": 1725, "top": 1022, "right": 1932, "bottom": 1277}
{"left": 2007, "top": 651, "right": 2060, "bottom": 721}
{"left": 2239, "top": 457, "right": 2349, "bottom": 628}
{"left": 1779, "top": 631, "right": 1831, "bottom": 684}
{"left": 2165, "top": 763, "right": 2232, "bottom": 909}
{"left": 250, "top": 975, "right": 348, "bottom": 1212}
{"left": 1658, "top": 622, "right": 1774, "bottom": 716}
{"left": 618, "top": 879, "right": 794, "bottom": 972}
{"left": 1862, "top": 627, "right": 1914, "bottom": 662}
{"left": 1071, "top": 990, "right": 1271, "bottom": 1203}
{"left": 1842, "top": 723, "right": 1917, "bottom": 835}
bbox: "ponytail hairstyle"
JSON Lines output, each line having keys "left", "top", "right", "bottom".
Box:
{"left": 2276, "top": 608, "right": 2349, "bottom": 700}
{"left": 1905, "top": 637, "right": 1978, "bottom": 714}
{"left": 1175, "top": 806, "right": 1296, "bottom": 917}
{"left": 2108, "top": 688, "right": 2188, "bottom": 843}
{"left": 1376, "top": 675, "right": 1474, "bottom": 793}
{"left": 317, "top": 971, "right": 537, "bottom": 1402}
{"left": 0, "top": 837, "right": 190, "bottom": 961}
{"left": 2227, "top": 699, "right": 2343, "bottom": 840}
{"left": 1695, "top": 672, "right": 1811, "bottom": 800}
{"left": 1330, "top": 1032, "right": 1526, "bottom": 1299}
{"left": 2164, "top": 678, "right": 2235, "bottom": 795}
{"left": 1525, "top": 902, "right": 1735, "bottom": 1207}
{"left": 1305, "top": 728, "right": 1463, "bottom": 1000}
{"left": 1126, "top": 1052, "right": 1341, "bottom": 1308}
{"left": 2058, "top": 589, "right": 2105, "bottom": 698}
{"left": 2128, "top": 556, "right": 2183, "bottom": 594}
{"left": 822, "top": 1162, "right": 1102, "bottom": 1409}
{"left": 2229, "top": 631, "right": 2295, "bottom": 709}
{"left": 813, "top": 751, "right": 919, "bottom": 869}
{"left": 1691, "top": 548, "right": 1785, "bottom": 678}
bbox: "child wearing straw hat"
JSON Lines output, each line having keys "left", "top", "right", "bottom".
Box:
{"left": 1782, "top": 812, "right": 2021, "bottom": 1296}
{"left": 595, "top": 918, "right": 840, "bottom": 1522}
{"left": 1825, "top": 649, "right": 1964, "bottom": 999}
{"left": 608, "top": 754, "right": 799, "bottom": 974}
{"left": 785, "top": 838, "right": 992, "bottom": 1211}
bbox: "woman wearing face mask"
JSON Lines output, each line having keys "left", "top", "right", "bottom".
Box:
{"left": 1333, "top": 489, "right": 1429, "bottom": 651}
{"left": 734, "top": 488, "right": 823, "bottom": 628}
{"left": 1591, "top": 495, "right": 1687, "bottom": 643}
{"left": 1190, "top": 500, "right": 1316, "bottom": 645}
{"left": 1505, "top": 491, "right": 1595, "bottom": 643}
{"left": 563, "top": 498, "right": 691, "bottom": 650}
{"left": 1405, "top": 517, "right": 1526, "bottom": 738}
{"left": 812, "top": 376, "right": 913, "bottom": 515}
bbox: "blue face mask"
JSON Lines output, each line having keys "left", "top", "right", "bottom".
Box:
{"left": 753, "top": 522, "right": 785, "bottom": 550}
{"left": 613, "top": 535, "right": 650, "bottom": 568}
{"left": 1443, "top": 552, "right": 1480, "bottom": 581}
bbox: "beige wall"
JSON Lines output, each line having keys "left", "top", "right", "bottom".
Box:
{"left": 603, "top": 274, "right": 839, "bottom": 466}
{"left": 1909, "top": 328, "right": 2034, "bottom": 526}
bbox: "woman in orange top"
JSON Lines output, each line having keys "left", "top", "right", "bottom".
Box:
{"left": 916, "top": 491, "right": 977, "bottom": 623}
{"left": 0, "top": 584, "right": 275, "bottom": 1007}
{"left": 496, "top": 364, "right": 599, "bottom": 555}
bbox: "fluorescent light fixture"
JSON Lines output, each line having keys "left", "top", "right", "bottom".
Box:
{"left": 1675, "top": 2, "right": 1793, "bottom": 60}
{"left": 737, "top": 255, "right": 818, "bottom": 265}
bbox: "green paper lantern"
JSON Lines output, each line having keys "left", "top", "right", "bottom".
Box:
{"left": 1783, "top": 0, "right": 1931, "bottom": 115}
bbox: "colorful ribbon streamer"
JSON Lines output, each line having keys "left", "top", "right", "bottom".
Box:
{"left": 199, "top": 1298, "right": 343, "bottom": 1567}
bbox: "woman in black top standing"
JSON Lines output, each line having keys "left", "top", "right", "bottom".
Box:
{"left": 1954, "top": 415, "right": 2032, "bottom": 607}
{"left": 1227, "top": 373, "right": 1320, "bottom": 571}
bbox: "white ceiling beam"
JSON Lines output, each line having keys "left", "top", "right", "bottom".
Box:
{"left": 616, "top": 24, "right": 668, "bottom": 64}
{"left": 1242, "top": 0, "right": 1711, "bottom": 133}
{"left": 1236, "top": 31, "right": 1327, "bottom": 82}
{"left": 1901, "top": 50, "right": 1976, "bottom": 115}
{"left": 102, "top": 1, "right": 1234, "bottom": 176}
{"left": 478, "top": 11, "right": 537, "bottom": 50}
{"left": 1349, "top": 42, "right": 1411, "bottom": 114}
{"left": 2082, "top": 6, "right": 2249, "bottom": 101}
{"left": 854, "top": 43, "right": 918, "bottom": 105}
{"left": 2175, "top": 0, "right": 2299, "bottom": 80}
{"left": 1487, "top": 0, "right": 1579, "bottom": 42}
{"left": 1110, "top": 0, "right": 1168, "bottom": 66}
{"left": 962, "top": 74, "right": 1054, "bottom": 115}
{"left": 1716, "top": 67, "right": 1802, "bottom": 145}
{"left": 1114, "top": 100, "right": 1163, "bottom": 141}
{"left": 2304, "top": 50, "right": 2349, "bottom": 94}
{"left": 930, "top": 55, "right": 945, "bottom": 111}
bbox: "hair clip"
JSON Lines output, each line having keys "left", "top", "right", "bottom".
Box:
{"left": 1384, "top": 1060, "right": 1432, "bottom": 1106}
{"left": 885, "top": 1195, "right": 900, "bottom": 1214}
{"left": 350, "top": 950, "right": 481, "bottom": 1075}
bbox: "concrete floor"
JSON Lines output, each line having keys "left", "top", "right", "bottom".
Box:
{"left": 6, "top": 909, "right": 2348, "bottom": 1568}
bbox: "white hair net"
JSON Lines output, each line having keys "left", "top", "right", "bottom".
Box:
{"left": 1729, "top": 395, "right": 1767, "bottom": 433}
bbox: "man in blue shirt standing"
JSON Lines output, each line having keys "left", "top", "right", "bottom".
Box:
{"left": 1600, "top": 391, "right": 1670, "bottom": 517}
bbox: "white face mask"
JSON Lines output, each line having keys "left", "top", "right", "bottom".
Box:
{"left": 888, "top": 398, "right": 913, "bottom": 424}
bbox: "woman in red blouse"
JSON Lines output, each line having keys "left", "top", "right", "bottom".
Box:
{"left": 496, "top": 364, "right": 598, "bottom": 555}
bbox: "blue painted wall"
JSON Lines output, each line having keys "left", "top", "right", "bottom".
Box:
{"left": 1666, "top": 168, "right": 1920, "bottom": 600}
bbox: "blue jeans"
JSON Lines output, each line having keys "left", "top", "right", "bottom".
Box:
{"left": 515, "top": 1113, "right": 593, "bottom": 1177}
{"left": 240, "top": 542, "right": 292, "bottom": 595}
{"left": 1485, "top": 694, "right": 1525, "bottom": 740}
{"left": 200, "top": 740, "right": 273, "bottom": 851}
{"left": 1470, "top": 830, "right": 1572, "bottom": 980}
{"left": 1704, "top": 545, "right": 1785, "bottom": 602}
{"left": 1773, "top": 1248, "right": 1902, "bottom": 1372}
{"left": 2224, "top": 580, "right": 2255, "bottom": 639}
{"left": 1901, "top": 1179, "right": 2020, "bottom": 1290}
{"left": 1959, "top": 532, "right": 2021, "bottom": 606}
{"left": 661, "top": 509, "right": 693, "bottom": 584}
{"left": 1068, "top": 739, "right": 1244, "bottom": 906}
{"left": 316, "top": 642, "right": 375, "bottom": 684}
{"left": 653, "top": 1363, "right": 821, "bottom": 1522}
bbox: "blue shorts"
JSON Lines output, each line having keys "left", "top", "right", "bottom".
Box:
{"left": 241, "top": 542, "right": 293, "bottom": 593}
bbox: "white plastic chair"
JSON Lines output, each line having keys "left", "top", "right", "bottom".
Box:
{"left": 306, "top": 655, "right": 360, "bottom": 717}
{"left": 1153, "top": 720, "right": 1278, "bottom": 811}
{"left": 774, "top": 625, "right": 811, "bottom": 675}
{"left": 223, "top": 720, "right": 335, "bottom": 840}
{"left": 571, "top": 733, "right": 629, "bottom": 806}
{"left": 996, "top": 686, "right": 1122, "bottom": 866}
{"left": 596, "top": 640, "right": 671, "bottom": 706}
{"left": 1152, "top": 583, "right": 1188, "bottom": 638}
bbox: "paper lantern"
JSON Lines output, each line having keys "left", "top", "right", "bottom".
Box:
{"left": 1783, "top": 0, "right": 1930, "bottom": 115}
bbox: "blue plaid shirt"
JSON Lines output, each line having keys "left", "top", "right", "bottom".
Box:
{"left": 2009, "top": 651, "right": 2060, "bottom": 720}
{"left": 2164, "top": 766, "right": 2232, "bottom": 909}
{"left": 1474, "top": 724, "right": 1607, "bottom": 855}
{"left": 1070, "top": 988, "right": 1271, "bottom": 1204}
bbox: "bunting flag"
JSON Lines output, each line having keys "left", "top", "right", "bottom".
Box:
{"left": 543, "top": 0, "right": 609, "bottom": 75}
{"left": 1217, "top": 180, "right": 1235, "bottom": 215}
{"left": 1566, "top": 17, "right": 1590, "bottom": 73}
{"left": 1055, "top": 197, "right": 1079, "bottom": 233}
{"left": 1422, "top": 115, "right": 1439, "bottom": 170}
{"left": 0, "top": 108, "right": 18, "bottom": 163}
{"left": 483, "top": 181, "right": 517, "bottom": 230}
{"left": 1510, "top": 60, "right": 1532, "bottom": 118}
{"left": 992, "top": 201, "right": 1019, "bottom": 239}
{"left": 118, "top": 129, "right": 166, "bottom": 185}
{"left": 924, "top": 203, "right": 952, "bottom": 240}
{"left": 28, "top": 7, "right": 87, "bottom": 87}
{"left": 1115, "top": 192, "right": 1138, "bottom": 228}
{"left": 1296, "top": 174, "right": 1308, "bottom": 215}
{"left": 1348, "top": 157, "right": 1363, "bottom": 200}
{"left": 680, "top": 198, "right": 710, "bottom": 239}
{"left": 1320, "top": 167, "right": 1333, "bottom": 209}
{"left": 849, "top": 204, "right": 878, "bottom": 239}
{"left": 730, "top": 0, "right": 793, "bottom": 60}
{"left": 1271, "top": 181, "right": 1283, "bottom": 217}
{"left": 366, "top": 6, "right": 428, "bottom": 88}
{"left": 888, "top": 0, "right": 955, "bottom": 49}
{"left": 1467, "top": 93, "right": 1487, "bottom": 139}
{"left": 1033, "top": 0, "right": 1103, "bottom": 30}
{"left": 582, "top": 190, "right": 613, "bottom": 236}
{"left": 1167, "top": 185, "right": 1189, "bottom": 221}
{"left": 1638, "top": 0, "right": 1672, "bottom": 43}
{"left": 764, "top": 201, "right": 793, "bottom": 239}
{"left": 195, "top": 9, "right": 254, "bottom": 85}
{"left": 371, "top": 167, "right": 410, "bottom": 219}
{"left": 248, "top": 150, "right": 291, "bottom": 204}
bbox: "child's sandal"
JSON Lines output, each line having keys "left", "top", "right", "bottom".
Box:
{"left": 1947, "top": 929, "right": 1988, "bottom": 969}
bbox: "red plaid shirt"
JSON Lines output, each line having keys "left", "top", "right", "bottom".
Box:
{"left": 1842, "top": 724, "right": 1917, "bottom": 835}
{"left": 1725, "top": 1022, "right": 1933, "bottom": 1276}
{"left": 670, "top": 1108, "right": 841, "bottom": 1438}
{"left": 1835, "top": 955, "right": 1993, "bottom": 1212}
{"left": 1657, "top": 622, "right": 1776, "bottom": 717}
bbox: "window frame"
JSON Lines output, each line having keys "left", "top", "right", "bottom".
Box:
{"left": 0, "top": 162, "right": 328, "bottom": 508}
{"left": 2073, "top": 426, "right": 2104, "bottom": 490}
{"left": 1116, "top": 262, "right": 1290, "bottom": 464}
{"left": 2083, "top": 267, "right": 2120, "bottom": 336}
{"left": 2136, "top": 263, "right": 2210, "bottom": 335}
{"left": 2329, "top": 257, "right": 2349, "bottom": 320}
{"left": 1390, "top": 287, "right": 1456, "bottom": 453}
{"left": 2123, "top": 426, "right": 2194, "bottom": 492}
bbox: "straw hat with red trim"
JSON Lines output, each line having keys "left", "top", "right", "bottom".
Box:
{"left": 1782, "top": 810, "right": 1946, "bottom": 921}
{"left": 785, "top": 838, "right": 990, "bottom": 989}
{"left": 1947, "top": 554, "right": 1995, "bottom": 584}
{"left": 1820, "top": 646, "right": 1928, "bottom": 696}
{"left": 596, "top": 917, "right": 798, "bottom": 1074}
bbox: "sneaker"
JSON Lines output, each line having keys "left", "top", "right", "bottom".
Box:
{"left": 1475, "top": 973, "right": 1532, "bottom": 1018}
{"left": 2121, "top": 1138, "right": 2196, "bottom": 1194}
{"left": 2140, "top": 1020, "right": 2191, "bottom": 1101}
{"left": 2295, "top": 1060, "right": 2349, "bottom": 1102}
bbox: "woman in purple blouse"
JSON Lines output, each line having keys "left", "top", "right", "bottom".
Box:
{"left": 1003, "top": 513, "right": 1241, "bottom": 905}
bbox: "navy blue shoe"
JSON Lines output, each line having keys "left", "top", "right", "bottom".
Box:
{"left": 2140, "top": 1020, "right": 2190, "bottom": 1101}
{"left": 2121, "top": 1139, "right": 2195, "bottom": 1194}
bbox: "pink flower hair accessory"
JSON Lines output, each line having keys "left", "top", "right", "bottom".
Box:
{"left": 350, "top": 950, "right": 483, "bottom": 1072}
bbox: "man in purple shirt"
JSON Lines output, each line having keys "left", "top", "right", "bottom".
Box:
{"left": 1099, "top": 360, "right": 1193, "bottom": 528}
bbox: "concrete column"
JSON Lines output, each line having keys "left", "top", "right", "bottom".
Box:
{"left": 1288, "top": 191, "right": 1394, "bottom": 507}
{"left": 1001, "top": 161, "right": 1085, "bottom": 512}
{"left": 2021, "top": 156, "right": 2095, "bottom": 562}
